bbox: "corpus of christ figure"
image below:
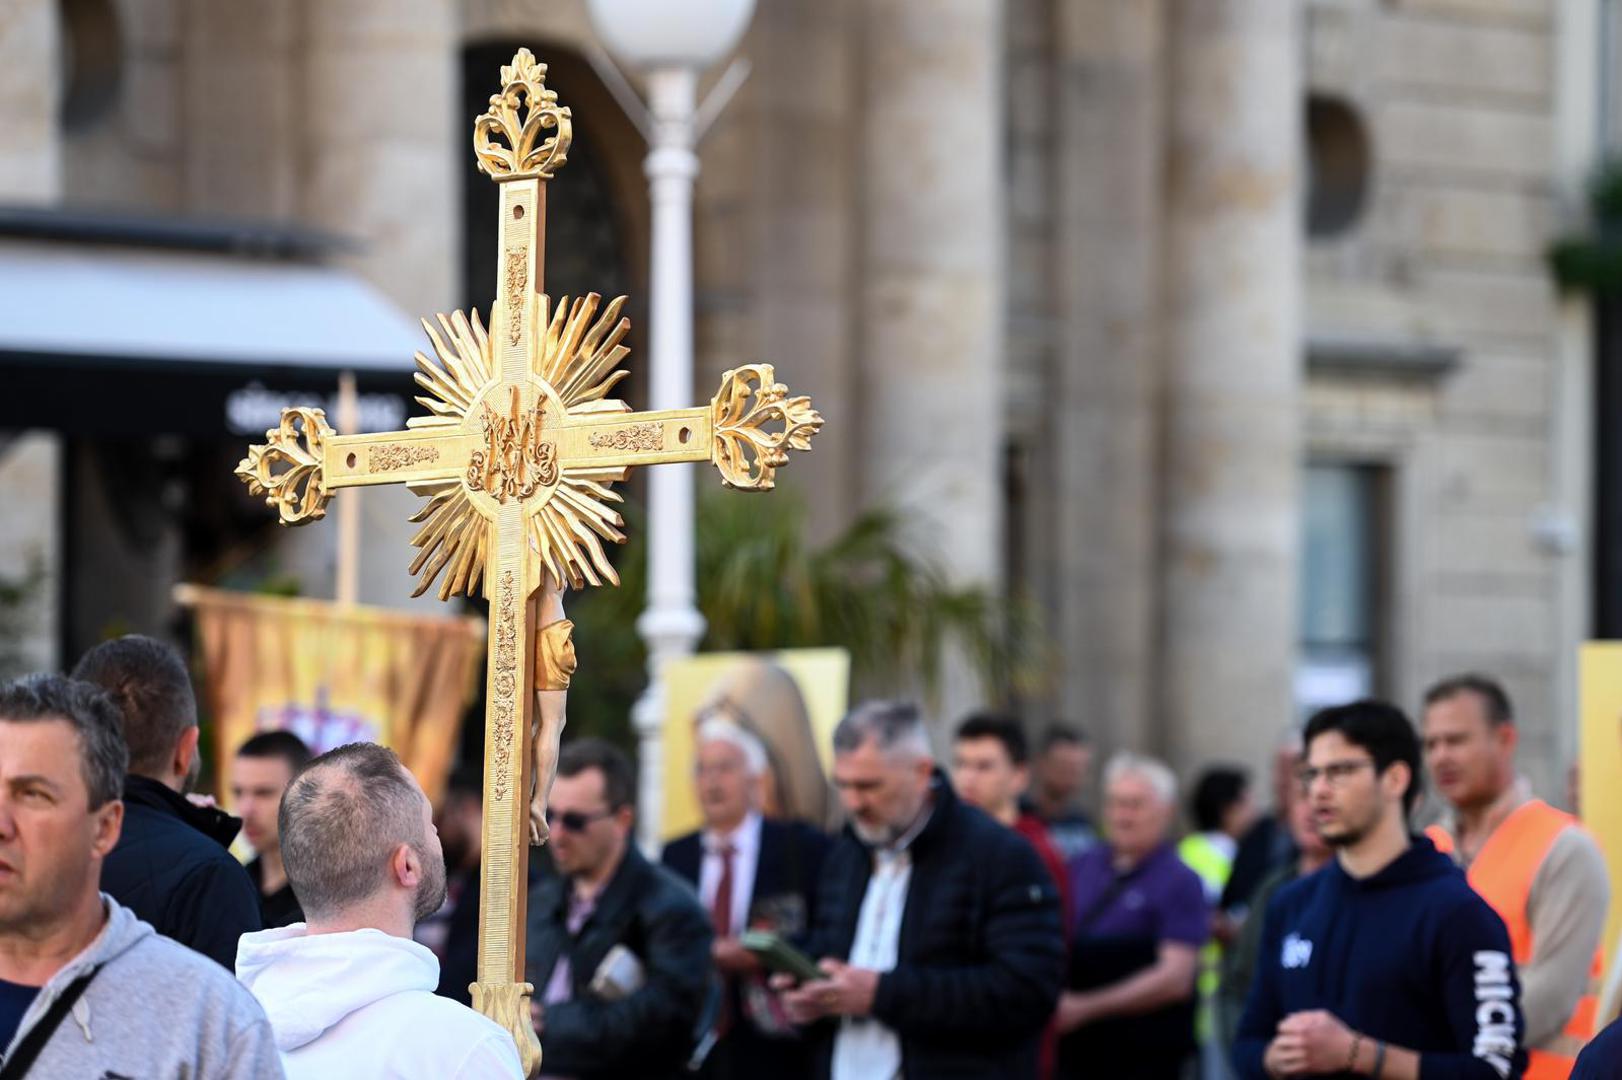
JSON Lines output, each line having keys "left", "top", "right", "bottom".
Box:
{"left": 234, "top": 48, "right": 822, "bottom": 1077}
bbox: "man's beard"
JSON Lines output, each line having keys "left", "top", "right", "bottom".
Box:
{"left": 1318, "top": 804, "right": 1379, "bottom": 849}
{"left": 411, "top": 843, "right": 449, "bottom": 921}
{"left": 852, "top": 819, "right": 900, "bottom": 846}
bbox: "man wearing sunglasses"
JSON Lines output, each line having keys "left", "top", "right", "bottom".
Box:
{"left": 525, "top": 738, "right": 713, "bottom": 1079}
{"left": 1232, "top": 700, "right": 1526, "bottom": 1080}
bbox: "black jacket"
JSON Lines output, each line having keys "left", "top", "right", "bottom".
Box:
{"left": 526, "top": 843, "right": 715, "bottom": 1079}
{"left": 661, "top": 816, "right": 829, "bottom": 942}
{"left": 99, "top": 774, "right": 262, "bottom": 969}
{"left": 802, "top": 774, "right": 1065, "bottom": 1079}
{"left": 662, "top": 817, "right": 830, "bottom": 1080}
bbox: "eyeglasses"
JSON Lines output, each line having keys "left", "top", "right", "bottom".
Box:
{"left": 545, "top": 807, "right": 615, "bottom": 833}
{"left": 1297, "top": 758, "right": 1376, "bottom": 790}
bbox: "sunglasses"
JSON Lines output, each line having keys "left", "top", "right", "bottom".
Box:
{"left": 545, "top": 807, "right": 615, "bottom": 833}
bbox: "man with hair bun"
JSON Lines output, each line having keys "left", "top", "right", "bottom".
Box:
{"left": 663, "top": 716, "right": 829, "bottom": 1079}
{"left": 235, "top": 741, "right": 522, "bottom": 1078}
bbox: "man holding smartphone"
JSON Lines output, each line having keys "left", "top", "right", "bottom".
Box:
{"left": 774, "top": 701, "right": 1064, "bottom": 1079}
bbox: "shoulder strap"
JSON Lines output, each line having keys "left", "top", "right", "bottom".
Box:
{"left": 1072, "top": 872, "right": 1132, "bottom": 936}
{"left": 0, "top": 965, "right": 101, "bottom": 1080}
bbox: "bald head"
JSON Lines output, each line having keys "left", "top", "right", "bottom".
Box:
{"left": 279, "top": 743, "right": 443, "bottom": 923}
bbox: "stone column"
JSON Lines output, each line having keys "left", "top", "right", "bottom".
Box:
{"left": 1052, "top": 1, "right": 1166, "bottom": 755}
{"left": 298, "top": 0, "right": 458, "bottom": 320}
{"left": 0, "top": 0, "right": 60, "bottom": 200}
{"left": 743, "top": 0, "right": 859, "bottom": 538}
{"left": 857, "top": 0, "right": 1005, "bottom": 594}
{"left": 1160, "top": 1, "right": 1302, "bottom": 773}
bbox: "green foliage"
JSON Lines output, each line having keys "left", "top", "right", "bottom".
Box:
{"left": 1548, "top": 159, "right": 1622, "bottom": 296}
{"left": 563, "top": 491, "right": 1049, "bottom": 743}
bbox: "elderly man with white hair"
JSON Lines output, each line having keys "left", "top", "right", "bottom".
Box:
{"left": 1054, "top": 751, "right": 1209, "bottom": 1079}
{"left": 661, "top": 716, "right": 829, "bottom": 1080}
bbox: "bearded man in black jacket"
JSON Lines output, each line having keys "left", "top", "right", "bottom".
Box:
{"left": 73, "top": 634, "right": 261, "bottom": 969}
{"left": 776, "top": 700, "right": 1064, "bottom": 1080}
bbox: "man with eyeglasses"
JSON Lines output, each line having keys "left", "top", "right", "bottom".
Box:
{"left": 662, "top": 717, "right": 829, "bottom": 1080}
{"left": 1232, "top": 699, "right": 1526, "bottom": 1080}
{"left": 525, "top": 738, "right": 713, "bottom": 1079}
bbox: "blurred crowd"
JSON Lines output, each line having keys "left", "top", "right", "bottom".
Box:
{"left": 0, "top": 634, "right": 1614, "bottom": 1079}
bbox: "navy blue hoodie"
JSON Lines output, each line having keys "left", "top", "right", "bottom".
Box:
{"left": 1233, "top": 835, "right": 1525, "bottom": 1080}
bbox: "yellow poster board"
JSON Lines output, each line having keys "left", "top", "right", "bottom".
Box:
{"left": 660, "top": 648, "right": 850, "bottom": 841}
{"left": 1579, "top": 643, "right": 1622, "bottom": 977}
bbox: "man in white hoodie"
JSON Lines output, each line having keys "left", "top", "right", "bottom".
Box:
{"left": 236, "top": 741, "right": 523, "bottom": 1078}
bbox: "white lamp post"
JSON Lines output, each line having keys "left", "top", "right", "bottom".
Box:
{"left": 586, "top": 0, "right": 756, "bottom": 849}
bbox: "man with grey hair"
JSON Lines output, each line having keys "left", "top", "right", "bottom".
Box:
{"left": 663, "top": 717, "right": 829, "bottom": 1079}
{"left": 1055, "top": 751, "right": 1209, "bottom": 1079}
{"left": 775, "top": 700, "right": 1063, "bottom": 1079}
{"left": 235, "top": 742, "right": 522, "bottom": 1078}
{"left": 0, "top": 674, "right": 281, "bottom": 1077}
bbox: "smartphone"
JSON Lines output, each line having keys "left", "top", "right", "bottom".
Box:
{"left": 740, "top": 929, "right": 825, "bottom": 982}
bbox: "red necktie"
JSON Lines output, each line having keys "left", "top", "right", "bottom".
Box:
{"left": 712, "top": 843, "right": 735, "bottom": 937}
{"left": 711, "top": 843, "right": 737, "bottom": 1038}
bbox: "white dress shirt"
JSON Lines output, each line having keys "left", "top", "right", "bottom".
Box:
{"left": 699, "top": 810, "right": 762, "bottom": 938}
{"left": 831, "top": 808, "right": 932, "bottom": 1080}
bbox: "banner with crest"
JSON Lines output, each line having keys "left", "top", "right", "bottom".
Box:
{"left": 176, "top": 584, "right": 484, "bottom": 804}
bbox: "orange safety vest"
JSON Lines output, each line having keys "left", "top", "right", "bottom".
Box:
{"left": 1427, "top": 800, "right": 1604, "bottom": 1080}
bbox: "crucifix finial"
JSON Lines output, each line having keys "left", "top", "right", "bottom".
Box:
{"left": 473, "top": 48, "right": 573, "bottom": 182}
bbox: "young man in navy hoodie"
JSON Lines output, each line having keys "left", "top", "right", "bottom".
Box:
{"left": 1233, "top": 700, "right": 1526, "bottom": 1079}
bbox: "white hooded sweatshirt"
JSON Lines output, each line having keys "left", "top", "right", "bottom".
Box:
{"left": 236, "top": 924, "right": 523, "bottom": 1079}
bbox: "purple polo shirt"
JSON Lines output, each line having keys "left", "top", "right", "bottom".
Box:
{"left": 1067, "top": 842, "right": 1209, "bottom": 946}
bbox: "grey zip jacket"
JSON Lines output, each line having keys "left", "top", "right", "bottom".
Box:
{"left": 0, "top": 893, "right": 283, "bottom": 1078}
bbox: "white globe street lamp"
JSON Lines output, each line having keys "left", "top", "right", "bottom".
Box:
{"left": 586, "top": 0, "right": 757, "bottom": 849}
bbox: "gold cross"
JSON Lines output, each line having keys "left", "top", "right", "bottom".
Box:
{"left": 233, "top": 48, "right": 821, "bottom": 1076}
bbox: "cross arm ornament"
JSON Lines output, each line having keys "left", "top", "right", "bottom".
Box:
{"left": 237, "top": 357, "right": 820, "bottom": 528}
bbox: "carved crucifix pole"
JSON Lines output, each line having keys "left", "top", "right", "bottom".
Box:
{"left": 234, "top": 49, "right": 822, "bottom": 1077}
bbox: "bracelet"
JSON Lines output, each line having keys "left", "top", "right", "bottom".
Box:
{"left": 1346, "top": 1031, "right": 1363, "bottom": 1073}
{"left": 1372, "top": 1040, "right": 1386, "bottom": 1079}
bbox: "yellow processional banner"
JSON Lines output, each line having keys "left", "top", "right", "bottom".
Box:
{"left": 176, "top": 585, "right": 484, "bottom": 805}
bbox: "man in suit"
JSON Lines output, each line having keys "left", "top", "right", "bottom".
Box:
{"left": 663, "top": 717, "right": 830, "bottom": 1080}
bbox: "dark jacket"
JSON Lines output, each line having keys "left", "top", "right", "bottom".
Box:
{"left": 663, "top": 816, "right": 830, "bottom": 1080}
{"left": 1573, "top": 1014, "right": 1622, "bottom": 1078}
{"left": 1233, "top": 836, "right": 1525, "bottom": 1080}
{"left": 526, "top": 843, "right": 715, "bottom": 1079}
{"left": 802, "top": 773, "right": 1065, "bottom": 1079}
{"left": 99, "top": 774, "right": 263, "bottom": 970}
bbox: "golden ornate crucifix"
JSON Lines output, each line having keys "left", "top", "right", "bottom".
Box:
{"left": 234, "top": 49, "right": 821, "bottom": 1076}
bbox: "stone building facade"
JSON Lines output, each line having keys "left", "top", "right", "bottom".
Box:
{"left": 0, "top": 0, "right": 1604, "bottom": 799}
